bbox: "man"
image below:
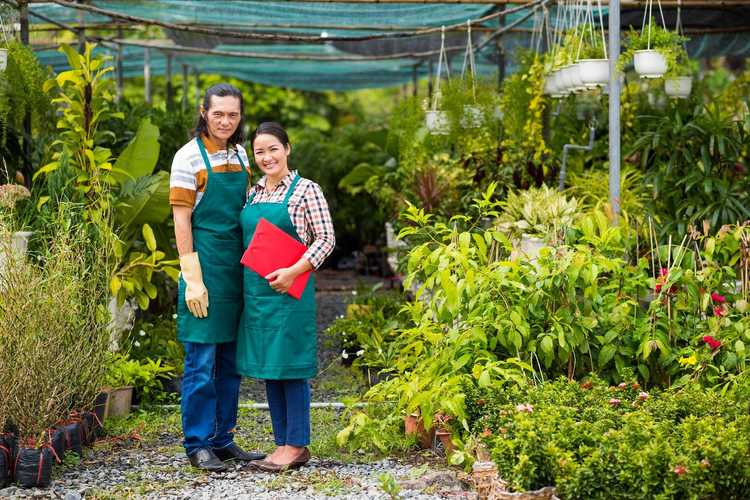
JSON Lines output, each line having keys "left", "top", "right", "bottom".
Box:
{"left": 170, "top": 83, "right": 264, "bottom": 472}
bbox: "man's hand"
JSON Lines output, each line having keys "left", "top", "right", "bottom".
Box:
{"left": 180, "top": 252, "right": 209, "bottom": 318}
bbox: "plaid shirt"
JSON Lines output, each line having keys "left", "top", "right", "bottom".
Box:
{"left": 247, "top": 170, "right": 335, "bottom": 269}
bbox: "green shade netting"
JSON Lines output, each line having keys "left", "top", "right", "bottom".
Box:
{"left": 35, "top": 43, "right": 501, "bottom": 92}
{"left": 28, "top": 2, "right": 750, "bottom": 91}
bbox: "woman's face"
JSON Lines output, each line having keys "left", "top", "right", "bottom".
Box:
{"left": 252, "top": 133, "right": 291, "bottom": 179}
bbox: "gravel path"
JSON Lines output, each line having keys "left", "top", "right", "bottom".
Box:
{"left": 0, "top": 272, "right": 476, "bottom": 499}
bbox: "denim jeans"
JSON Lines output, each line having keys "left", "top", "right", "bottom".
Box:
{"left": 265, "top": 379, "right": 311, "bottom": 447}
{"left": 181, "top": 341, "right": 241, "bottom": 456}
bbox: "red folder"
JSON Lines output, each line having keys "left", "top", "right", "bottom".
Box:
{"left": 240, "top": 217, "right": 311, "bottom": 299}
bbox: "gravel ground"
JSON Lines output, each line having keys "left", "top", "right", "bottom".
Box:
{"left": 0, "top": 271, "right": 472, "bottom": 499}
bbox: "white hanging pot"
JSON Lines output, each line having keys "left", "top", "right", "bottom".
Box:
{"left": 425, "top": 110, "right": 449, "bottom": 135}
{"left": 543, "top": 74, "right": 556, "bottom": 96}
{"left": 634, "top": 50, "right": 667, "bottom": 78}
{"left": 0, "top": 49, "right": 7, "bottom": 72}
{"left": 552, "top": 70, "right": 568, "bottom": 97}
{"left": 568, "top": 63, "right": 587, "bottom": 93}
{"left": 461, "top": 105, "right": 483, "bottom": 128}
{"left": 664, "top": 76, "right": 692, "bottom": 98}
{"left": 578, "top": 59, "right": 610, "bottom": 88}
{"left": 559, "top": 65, "right": 576, "bottom": 92}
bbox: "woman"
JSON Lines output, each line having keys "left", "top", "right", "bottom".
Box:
{"left": 237, "top": 122, "right": 335, "bottom": 472}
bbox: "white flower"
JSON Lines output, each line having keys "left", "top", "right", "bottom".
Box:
{"left": 134, "top": 340, "right": 141, "bottom": 347}
{"left": 139, "top": 330, "right": 146, "bottom": 337}
{"left": 341, "top": 350, "right": 349, "bottom": 359}
{"left": 352, "top": 290, "right": 358, "bottom": 296}
{"left": 172, "top": 313, "right": 178, "bottom": 319}
{"left": 356, "top": 349, "right": 365, "bottom": 356}
{"left": 378, "top": 347, "right": 383, "bottom": 354}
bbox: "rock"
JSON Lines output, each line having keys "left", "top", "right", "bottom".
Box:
{"left": 491, "top": 486, "right": 559, "bottom": 500}
{"left": 64, "top": 491, "right": 82, "bottom": 500}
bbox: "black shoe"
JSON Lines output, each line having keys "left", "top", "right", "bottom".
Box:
{"left": 213, "top": 443, "right": 266, "bottom": 462}
{"left": 189, "top": 448, "right": 228, "bottom": 472}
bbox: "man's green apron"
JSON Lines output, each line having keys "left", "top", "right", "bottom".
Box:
{"left": 177, "top": 137, "right": 248, "bottom": 343}
{"left": 237, "top": 174, "right": 317, "bottom": 379}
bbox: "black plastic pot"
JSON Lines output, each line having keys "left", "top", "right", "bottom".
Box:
{"left": 0, "top": 433, "right": 17, "bottom": 486}
{"left": 81, "top": 411, "right": 102, "bottom": 441}
{"left": 61, "top": 422, "right": 83, "bottom": 457}
{"left": 47, "top": 428, "right": 65, "bottom": 464}
{"left": 14, "top": 447, "right": 53, "bottom": 488}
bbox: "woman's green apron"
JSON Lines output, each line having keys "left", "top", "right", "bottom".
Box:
{"left": 237, "top": 175, "right": 317, "bottom": 379}
{"left": 177, "top": 137, "right": 248, "bottom": 343}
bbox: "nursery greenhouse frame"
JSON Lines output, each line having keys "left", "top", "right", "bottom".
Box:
{"left": 9, "top": 0, "right": 750, "bottom": 216}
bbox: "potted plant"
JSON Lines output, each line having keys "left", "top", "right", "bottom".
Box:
{"left": 404, "top": 412, "right": 434, "bottom": 449}
{"left": 496, "top": 185, "right": 579, "bottom": 262}
{"left": 425, "top": 92, "right": 449, "bottom": 135}
{"left": 434, "top": 413, "right": 456, "bottom": 455}
{"left": 576, "top": 24, "right": 609, "bottom": 88}
{"left": 619, "top": 23, "right": 688, "bottom": 79}
{"left": 664, "top": 54, "right": 696, "bottom": 98}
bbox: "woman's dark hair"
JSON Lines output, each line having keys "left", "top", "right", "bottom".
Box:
{"left": 250, "top": 122, "right": 290, "bottom": 150}
{"left": 193, "top": 83, "right": 245, "bottom": 147}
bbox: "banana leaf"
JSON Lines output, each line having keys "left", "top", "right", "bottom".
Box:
{"left": 111, "top": 117, "right": 160, "bottom": 184}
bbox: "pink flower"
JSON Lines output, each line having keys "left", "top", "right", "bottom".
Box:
{"left": 659, "top": 267, "right": 669, "bottom": 277}
{"left": 515, "top": 403, "right": 533, "bottom": 413}
{"left": 711, "top": 292, "right": 726, "bottom": 303}
{"left": 673, "top": 465, "right": 687, "bottom": 476}
{"left": 608, "top": 398, "right": 621, "bottom": 407}
{"left": 618, "top": 382, "right": 627, "bottom": 390}
{"left": 638, "top": 391, "right": 649, "bottom": 401}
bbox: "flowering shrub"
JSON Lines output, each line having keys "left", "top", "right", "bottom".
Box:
{"left": 465, "top": 377, "right": 750, "bottom": 498}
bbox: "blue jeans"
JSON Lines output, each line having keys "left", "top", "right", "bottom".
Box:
{"left": 181, "top": 341, "right": 241, "bottom": 456}
{"left": 265, "top": 379, "right": 311, "bottom": 447}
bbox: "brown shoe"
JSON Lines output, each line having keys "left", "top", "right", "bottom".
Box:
{"left": 248, "top": 448, "right": 310, "bottom": 473}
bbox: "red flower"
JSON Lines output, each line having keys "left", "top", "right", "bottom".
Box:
{"left": 655, "top": 283, "right": 663, "bottom": 293}
{"left": 673, "top": 465, "right": 687, "bottom": 476}
{"left": 702, "top": 335, "right": 721, "bottom": 350}
{"left": 713, "top": 306, "right": 726, "bottom": 317}
{"left": 481, "top": 427, "right": 493, "bottom": 438}
{"left": 580, "top": 380, "right": 593, "bottom": 390}
{"left": 711, "top": 292, "right": 726, "bottom": 304}
{"left": 631, "top": 382, "right": 640, "bottom": 390}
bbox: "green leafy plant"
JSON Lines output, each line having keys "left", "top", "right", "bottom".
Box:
{"left": 496, "top": 184, "right": 579, "bottom": 241}
{"left": 104, "top": 353, "right": 175, "bottom": 405}
{"left": 618, "top": 23, "right": 690, "bottom": 77}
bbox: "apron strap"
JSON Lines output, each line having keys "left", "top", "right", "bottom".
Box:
{"left": 283, "top": 174, "right": 301, "bottom": 205}
{"left": 196, "top": 137, "right": 213, "bottom": 174}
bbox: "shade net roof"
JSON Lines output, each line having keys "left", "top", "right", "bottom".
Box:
{"left": 28, "top": 2, "right": 750, "bottom": 91}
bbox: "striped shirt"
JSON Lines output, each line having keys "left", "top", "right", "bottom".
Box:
{"left": 169, "top": 134, "right": 251, "bottom": 209}
{"left": 248, "top": 170, "right": 335, "bottom": 269}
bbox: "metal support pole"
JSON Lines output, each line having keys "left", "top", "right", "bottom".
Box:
{"left": 181, "top": 64, "right": 188, "bottom": 111}
{"left": 608, "top": 0, "right": 621, "bottom": 222}
{"left": 166, "top": 53, "right": 174, "bottom": 111}
{"left": 144, "top": 47, "right": 151, "bottom": 106}
{"left": 412, "top": 65, "right": 418, "bottom": 97}
{"left": 115, "top": 37, "right": 123, "bottom": 102}
{"left": 76, "top": 0, "right": 85, "bottom": 53}
{"left": 18, "top": 0, "right": 31, "bottom": 187}
{"left": 496, "top": 9, "right": 506, "bottom": 90}
{"left": 194, "top": 67, "right": 201, "bottom": 111}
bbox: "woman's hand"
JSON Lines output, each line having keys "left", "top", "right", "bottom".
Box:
{"left": 266, "top": 267, "right": 297, "bottom": 293}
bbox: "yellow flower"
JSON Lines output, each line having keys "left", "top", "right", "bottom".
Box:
{"left": 678, "top": 354, "right": 697, "bottom": 366}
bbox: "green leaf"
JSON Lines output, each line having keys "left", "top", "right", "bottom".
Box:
{"left": 142, "top": 224, "right": 157, "bottom": 252}
{"left": 111, "top": 117, "right": 160, "bottom": 184}
{"left": 598, "top": 345, "right": 616, "bottom": 368}
{"left": 114, "top": 170, "right": 171, "bottom": 231}
{"left": 540, "top": 336, "right": 553, "bottom": 356}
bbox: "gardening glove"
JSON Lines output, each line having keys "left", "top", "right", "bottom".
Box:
{"left": 180, "top": 252, "right": 209, "bottom": 318}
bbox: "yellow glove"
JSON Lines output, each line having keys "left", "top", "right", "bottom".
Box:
{"left": 180, "top": 252, "right": 208, "bottom": 318}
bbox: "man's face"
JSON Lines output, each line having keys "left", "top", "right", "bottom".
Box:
{"left": 202, "top": 95, "right": 241, "bottom": 144}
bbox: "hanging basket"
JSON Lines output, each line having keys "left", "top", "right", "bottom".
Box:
{"left": 664, "top": 75, "right": 692, "bottom": 98}
{"left": 461, "top": 105, "right": 484, "bottom": 128}
{"left": 425, "top": 110, "right": 449, "bottom": 135}
{"left": 578, "top": 59, "right": 610, "bottom": 87}
{"left": 634, "top": 49, "right": 667, "bottom": 78}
